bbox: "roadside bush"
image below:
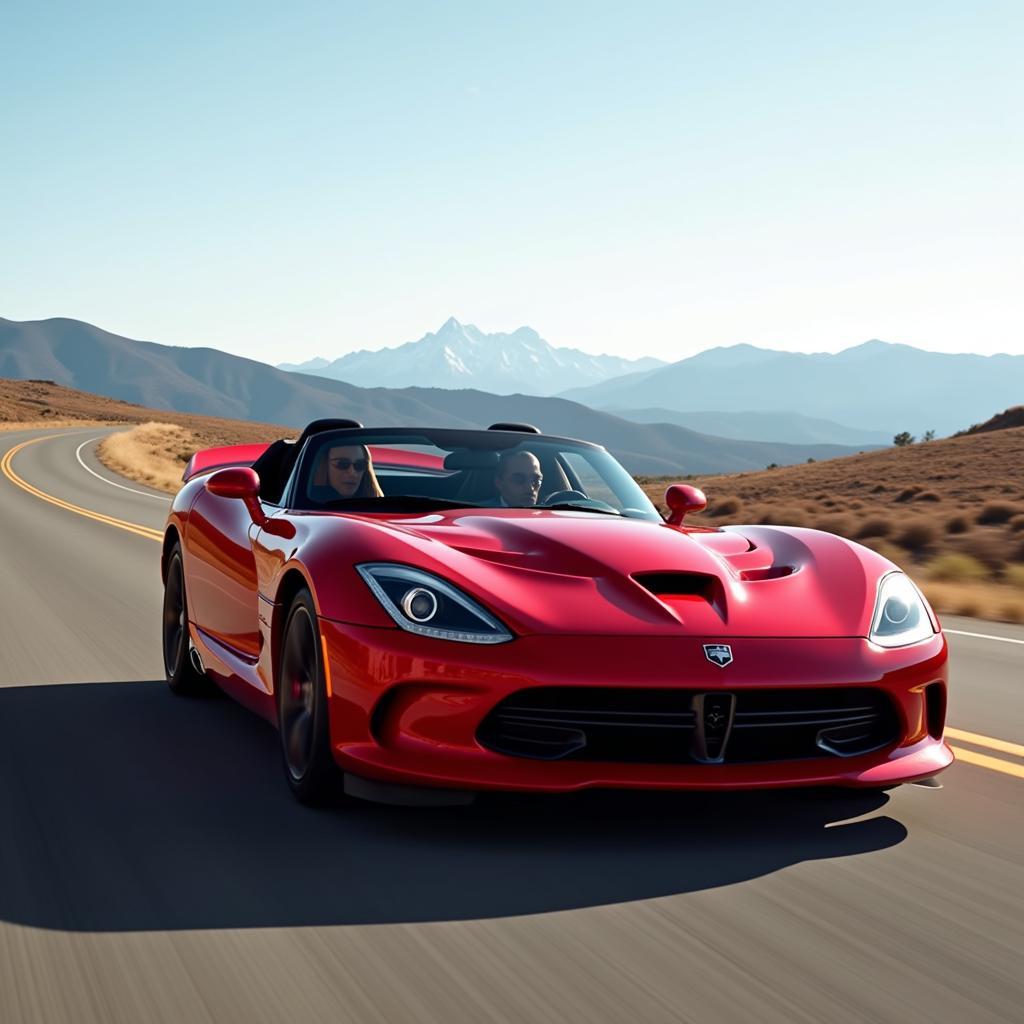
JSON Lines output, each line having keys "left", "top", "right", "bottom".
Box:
{"left": 957, "top": 531, "right": 1010, "bottom": 571}
{"left": 895, "top": 486, "right": 922, "bottom": 502}
{"left": 912, "top": 490, "right": 941, "bottom": 503}
{"left": 860, "top": 538, "right": 906, "bottom": 566}
{"left": 945, "top": 515, "right": 969, "bottom": 534}
{"left": 896, "top": 520, "right": 937, "bottom": 551}
{"left": 1006, "top": 565, "right": 1024, "bottom": 589}
{"left": 856, "top": 516, "right": 893, "bottom": 539}
{"left": 977, "top": 502, "right": 1020, "bottom": 525}
{"left": 1002, "top": 602, "right": 1024, "bottom": 624}
{"left": 812, "top": 514, "right": 856, "bottom": 538}
{"left": 709, "top": 496, "right": 742, "bottom": 517}
{"left": 1010, "top": 514, "right": 1024, "bottom": 533}
{"left": 927, "top": 553, "right": 989, "bottom": 583}
{"left": 759, "top": 506, "right": 808, "bottom": 527}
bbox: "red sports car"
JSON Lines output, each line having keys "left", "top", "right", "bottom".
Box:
{"left": 161, "top": 419, "right": 952, "bottom": 806}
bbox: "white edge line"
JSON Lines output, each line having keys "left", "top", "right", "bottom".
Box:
{"left": 945, "top": 628, "right": 1024, "bottom": 646}
{"left": 75, "top": 436, "right": 170, "bottom": 501}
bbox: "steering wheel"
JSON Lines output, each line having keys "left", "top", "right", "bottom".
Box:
{"left": 543, "top": 489, "right": 588, "bottom": 506}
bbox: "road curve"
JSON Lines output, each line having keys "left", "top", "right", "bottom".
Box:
{"left": 1, "top": 427, "right": 1022, "bottom": 1024}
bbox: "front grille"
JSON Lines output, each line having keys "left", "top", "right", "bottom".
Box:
{"left": 477, "top": 687, "right": 899, "bottom": 764}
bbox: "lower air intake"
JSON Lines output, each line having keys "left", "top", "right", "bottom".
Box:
{"left": 477, "top": 686, "right": 898, "bottom": 764}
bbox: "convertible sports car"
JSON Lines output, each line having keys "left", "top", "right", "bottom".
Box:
{"left": 161, "top": 419, "right": 952, "bottom": 805}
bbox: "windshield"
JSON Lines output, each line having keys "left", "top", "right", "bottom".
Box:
{"left": 291, "top": 428, "right": 661, "bottom": 521}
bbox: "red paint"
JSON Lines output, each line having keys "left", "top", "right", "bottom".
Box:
{"left": 165, "top": 438, "right": 953, "bottom": 794}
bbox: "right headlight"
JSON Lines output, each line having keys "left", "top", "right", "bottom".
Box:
{"left": 869, "top": 571, "right": 935, "bottom": 648}
{"left": 356, "top": 563, "right": 513, "bottom": 644}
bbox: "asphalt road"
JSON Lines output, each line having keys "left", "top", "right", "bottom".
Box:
{"left": 1, "top": 426, "right": 1022, "bottom": 1024}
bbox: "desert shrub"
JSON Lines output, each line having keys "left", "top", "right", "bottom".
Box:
{"left": 860, "top": 538, "right": 906, "bottom": 566}
{"left": 813, "top": 514, "right": 856, "bottom": 538}
{"left": 927, "top": 553, "right": 989, "bottom": 583}
{"left": 856, "top": 516, "right": 893, "bottom": 539}
{"left": 759, "top": 506, "right": 808, "bottom": 527}
{"left": 870, "top": 484, "right": 887, "bottom": 493}
{"left": 895, "top": 486, "right": 922, "bottom": 502}
{"left": 977, "top": 502, "right": 1020, "bottom": 525}
{"left": 1002, "top": 602, "right": 1024, "bottom": 624}
{"left": 1010, "top": 515, "right": 1024, "bottom": 533}
{"left": 896, "top": 520, "right": 937, "bottom": 551}
{"left": 912, "top": 490, "right": 941, "bottom": 503}
{"left": 957, "top": 531, "right": 1009, "bottom": 571}
{"left": 945, "top": 514, "right": 969, "bottom": 534}
{"left": 955, "top": 597, "right": 982, "bottom": 618}
{"left": 709, "top": 496, "right": 742, "bottom": 516}
{"left": 1005, "top": 565, "right": 1024, "bottom": 589}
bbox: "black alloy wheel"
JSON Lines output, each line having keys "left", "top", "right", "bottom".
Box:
{"left": 278, "top": 588, "right": 343, "bottom": 805}
{"left": 162, "top": 543, "right": 212, "bottom": 695}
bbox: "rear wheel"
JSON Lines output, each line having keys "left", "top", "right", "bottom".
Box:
{"left": 162, "top": 543, "right": 213, "bottom": 696}
{"left": 278, "top": 588, "right": 343, "bottom": 805}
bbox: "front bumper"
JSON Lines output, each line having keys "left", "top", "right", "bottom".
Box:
{"left": 322, "top": 621, "right": 952, "bottom": 793}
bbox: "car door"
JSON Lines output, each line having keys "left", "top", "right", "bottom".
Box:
{"left": 184, "top": 485, "right": 262, "bottom": 659}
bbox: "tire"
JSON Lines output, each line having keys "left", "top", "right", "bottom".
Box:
{"left": 277, "top": 588, "right": 343, "bottom": 806}
{"left": 162, "top": 543, "right": 214, "bottom": 696}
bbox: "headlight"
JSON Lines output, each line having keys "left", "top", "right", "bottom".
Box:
{"left": 356, "top": 563, "right": 513, "bottom": 644}
{"left": 869, "top": 571, "right": 935, "bottom": 648}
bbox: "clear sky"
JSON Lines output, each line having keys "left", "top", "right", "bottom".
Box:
{"left": 1, "top": 1, "right": 1021, "bottom": 364}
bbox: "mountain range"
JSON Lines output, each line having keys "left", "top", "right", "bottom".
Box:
{"left": 0, "top": 317, "right": 871, "bottom": 475}
{"left": 561, "top": 341, "right": 1024, "bottom": 437}
{"left": 278, "top": 317, "right": 665, "bottom": 396}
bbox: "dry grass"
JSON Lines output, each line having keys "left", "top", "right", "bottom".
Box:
{"left": 922, "top": 581, "right": 1024, "bottom": 624}
{"left": 98, "top": 423, "right": 202, "bottom": 493}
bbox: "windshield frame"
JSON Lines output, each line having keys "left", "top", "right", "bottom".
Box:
{"left": 282, "top": 427, "right": 660, "bottom": 520}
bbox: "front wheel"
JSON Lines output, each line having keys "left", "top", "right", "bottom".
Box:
{"left": 278, "top": 588, "right": 343, "bottom": 805}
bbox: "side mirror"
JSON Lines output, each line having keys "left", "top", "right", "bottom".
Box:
{"left": 206, "top": 467, "right": 268, "bottom": 528}
{"left": 665, "top": 484, "right": 707, "bottom": 526}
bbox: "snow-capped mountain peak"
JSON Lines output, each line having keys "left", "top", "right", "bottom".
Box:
{"left": 278, "top": 319, "right": 665, "bottom": 396}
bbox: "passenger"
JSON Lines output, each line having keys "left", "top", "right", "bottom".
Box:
{"left": 483, "top": 450, "right": 543, "bottom": 507}
{"left": 322, "top": 444, "right": 384, "bottom": 499}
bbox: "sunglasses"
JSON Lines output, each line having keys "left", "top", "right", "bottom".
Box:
{"left": 329, "top": 458, "right": 368, "bottom": 472}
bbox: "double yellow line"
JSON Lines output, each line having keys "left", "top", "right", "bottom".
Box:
{"left": 1, "top": 434, "right": 162, "bottom": 543}
{"left": 4, "top": 430, "right": 1024, "bottom": 782}
{"left": 946, "top": 727, "right": 1024, "bottom": 780}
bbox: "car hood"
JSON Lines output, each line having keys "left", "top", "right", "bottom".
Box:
{"left": 341, "top": 508, "right": 891, "bottom": 639}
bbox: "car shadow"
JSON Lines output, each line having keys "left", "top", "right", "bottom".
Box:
{"left": 0, "top": 681, "right": 906, "bottom": 932}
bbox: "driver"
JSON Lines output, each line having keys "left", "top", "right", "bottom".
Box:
{"left": 485, "top": 450, "right": 543, "bottom": 507}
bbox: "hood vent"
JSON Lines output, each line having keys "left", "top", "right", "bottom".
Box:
{"left": 633, "top": 572, "right": 719, "bottom": 601}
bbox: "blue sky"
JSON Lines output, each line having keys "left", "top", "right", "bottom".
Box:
{"left": 1, "top": 1, "right": 1020, "bottom": 363}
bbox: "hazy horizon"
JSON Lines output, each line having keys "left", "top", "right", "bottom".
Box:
{"left": 2, "top": 2, "right": 1021, "bottom": 364}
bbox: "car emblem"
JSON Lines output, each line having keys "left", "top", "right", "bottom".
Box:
{"left": 703, "top": 643, "right": 733, "bottom": 667}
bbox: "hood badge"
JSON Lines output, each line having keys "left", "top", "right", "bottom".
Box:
{"left": 703, "top": 643, "right": 734, "bottom": 668}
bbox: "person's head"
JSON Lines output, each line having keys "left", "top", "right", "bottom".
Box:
{"left": 495, "top": 450, "right": 543, "bottom": 506}
{"left": 324, "top": 444, "right": 382, "bottom": 499}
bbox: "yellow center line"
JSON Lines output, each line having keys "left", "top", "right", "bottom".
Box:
{"left": 1, "top": 435, "right": 163, "bottom": 544}
{"left": 945, "top": 726, "right": 1024, "bottom": 760}
{"left": 950, "top": 746, "right": 1024, "bottom": 780}
{"left": 5, "top": 433, "right": 1024, "bottom": 782}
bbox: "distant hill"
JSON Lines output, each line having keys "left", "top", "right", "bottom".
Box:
{"left": 0, "top": 316, "right": 871, "bottom": 475}
{"left": 609, "top": 407, "right": 890, "bottom": 447}
{"left": 957, "top": 406, "right": 1024, "bottom": 436}
{"left": 277, "top": 316, "right": 665, "bottom": 396}
{"left": 561, "top": 340, "right": 1024, "bottom": 437}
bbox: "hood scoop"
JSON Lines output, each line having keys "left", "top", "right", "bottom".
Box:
{"left": 633, "top": 572, "right": 726, "bottom": 620}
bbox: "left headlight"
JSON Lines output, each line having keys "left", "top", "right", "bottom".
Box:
{"left": 356, "top": 563, "right": 513, "bottom": 645}
{"left": 869, "top": 571, "right": 935, "bottom": 648}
